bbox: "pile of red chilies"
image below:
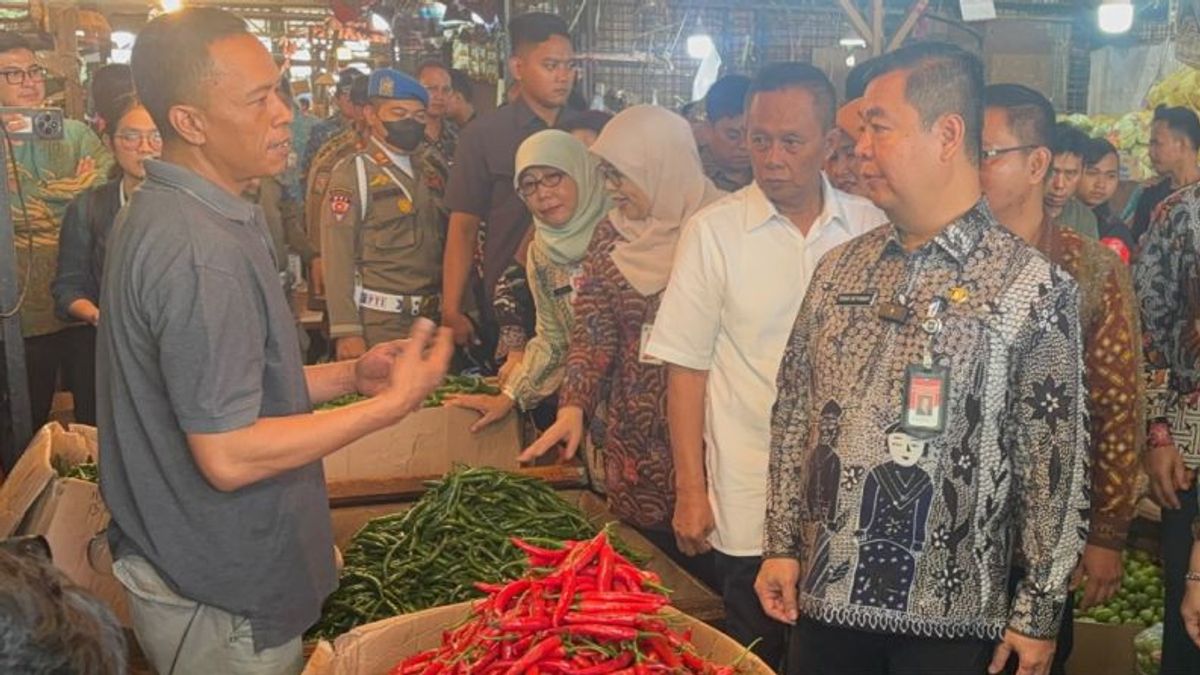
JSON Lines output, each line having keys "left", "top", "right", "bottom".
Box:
{"left": 389, "top": 531, "right": 741, "bottom": 675}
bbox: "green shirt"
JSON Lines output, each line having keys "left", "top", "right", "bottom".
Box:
{"left": 503, "top": 243, "right": 581, "bottom": 410}
{"left": 10, "top": 118, "right": 113, "bottom": 336}
{"left": 1054, "top": 198, "right": 1100, "bottom": 241}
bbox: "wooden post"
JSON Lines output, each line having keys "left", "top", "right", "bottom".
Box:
{"left": 47, "top": 3, "right": 84, "bottom": 120}
{"left": 871, "top": 0, "right": 884, "bottom": 56}
{"left": 835, "top": 0, "right": 874, "bottom": 52}
{"left": 888, "top": 0, "right": 930, "bottom": 52}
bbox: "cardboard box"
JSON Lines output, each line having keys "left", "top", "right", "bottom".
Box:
{"left": 0, "top": 423, "right": 129, "bottom": 626}
{"left": 326, "top": 489, "right": 723, "bottom": 625}
{"left": 321, "top": 406, "right": 523, "bottom": 503}
{"left": 303, "top": 602, "right": 769, "bottom": 675}
{"left": 1067, "top": 620, "right": 1144, "bottom": 675}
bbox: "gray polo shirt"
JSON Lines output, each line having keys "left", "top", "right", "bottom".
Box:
{"left": 97, "top": 159, "right": 336, "bottom": 650}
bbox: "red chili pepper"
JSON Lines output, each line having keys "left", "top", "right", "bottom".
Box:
{"left": 562, "top": 612, "right": 641, "bottom": 627}
{"left": 558, "top": 622, "right": 639, "bottom": 641}
{"left": 634, "top": 664, "right": 650, "bottom": 675}
{"left": 511, "top": 538, "right": 567, "bottom": 560}
{"left": 575, "top": 600, "right": 665, "bottom": 614}
{"left": 502, "top": 635, "right": 563, "bottom": 675}
{"left": 643, "top": 636, "right": 682, "bottom": 668}
{"left": 597, "top": 544, "right": 615, "bottom": 591}
{"left": 612, "top": 565, "right": 644, "bottom": 590}
{"left": 552, "top": 569, "right": 575, "bottom": 626}
{"left": 493, "top": 579, "right": 531, "bottom": 614}
{"left": 680, "top": 651, "right": 709, "bottom": 673}
{"left": 558, "top": 531, "right": 608, "bottom": 574}
{"left": 571, "top": 653, "right": 635, "bottom": 675}
{"left": 578, "top": 591, "right": 668, "bottom": 605}
{"left": 499, "top": 616, "right": 551, "bottom": 632}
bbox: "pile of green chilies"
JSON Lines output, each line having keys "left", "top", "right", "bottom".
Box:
{"left": 51, "top": 455, "right": 98, "bottom": 483}
{"left": 308, "top": 467, "right": 633, "bottom": 639}
{"left": 313, "top": 375, "right": 498, "bottom": 411}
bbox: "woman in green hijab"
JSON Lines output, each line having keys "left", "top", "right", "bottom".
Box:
{"left": 449, "top": 130, "right": 609, "bottom": 429}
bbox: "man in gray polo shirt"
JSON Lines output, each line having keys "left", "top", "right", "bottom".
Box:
{"left": 97, "top": 9, "right": 452, "bottom": 674}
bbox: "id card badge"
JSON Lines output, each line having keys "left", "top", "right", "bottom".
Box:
{"left": 902, "top": 363, "right": 949, "bottom": 436}
{"left": 639, "top": 324, "right": 664, "bottom": 365}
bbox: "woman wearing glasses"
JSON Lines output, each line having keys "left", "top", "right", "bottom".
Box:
{"left": 51, "top": 94, "right": 160, "bottom": 417}
{"left": 522, "top": 105, "right": 724, "bottom": 582}
{"left": 448, "top": 129, "right": 608, "bottom": 430}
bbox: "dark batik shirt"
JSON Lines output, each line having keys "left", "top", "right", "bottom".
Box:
{"left": 766, "top": 201, "right": 1090, "bottom": 641}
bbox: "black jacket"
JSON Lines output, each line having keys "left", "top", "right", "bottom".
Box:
{"left": 52, "top": 179, "right": 123, "bottom": 320}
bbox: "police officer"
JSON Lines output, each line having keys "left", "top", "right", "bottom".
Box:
{"left": 322, "top": 69, "right": 448, "bottom": 361}
{"left": 305, "top": 73, "right": 368, "bottom": 298}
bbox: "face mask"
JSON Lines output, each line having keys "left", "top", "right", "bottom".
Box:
{"left": 382, "top": 118, "right": 424, "bottom": 152}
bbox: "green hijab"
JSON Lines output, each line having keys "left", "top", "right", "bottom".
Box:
{"left": 514, "top": 130, "right": 610, "bottom": 266}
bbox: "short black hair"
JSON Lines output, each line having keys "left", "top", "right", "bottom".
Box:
{"left": 705, "top": 75, "right": 750, "bottom": 123}
{"left": 556, "top": 109, "right": 612, "bottom": 136}
{"left": 509, "top": 12, "right": 570, "bottom": 52}
{"left": 449, "top": 68, "right": 473, "bottom": 99}
{"left": 864, "top": 41, "right": 984, "bottom": 166}
{"left": 131, "top": 7, "right": 249, "bottom": 142}
{"left": 348, "top": 73, "right": 369, "bottom": 106}
{"left": 1153, "top": 104, "right": 1200, "bottom": 149}
{"left": 1082, "top": 136, "right": 1119, "bottom": 167}
{"left": 89, "top": 63, "right": 134, "bottom": 117}
{"left": 0, "top": 31, "right": 33, "bottom": 56}
{"left": 336, "top": 67, "right": 363, "bottom": 94}
{"left": 1050, "top": 122, "right": 1089, "bottom": 158}
{"left": 746, "top": 62, "right": 837, "bottom": 131}
{"left": 983, "top": 83, "right": 1055, "bottom": 149}
{"left": 844, "top": 56, "right": 881, "bottom": 100}
{"left": 96, "top": 92, "right": 142, "bottom": 140}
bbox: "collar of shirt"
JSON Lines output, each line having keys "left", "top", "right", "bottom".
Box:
{"left": 370, "top": 137, "right": 413, "bottom": 178}
{"left": 118, "top": 180, "right": 128, "bottom": 207}
{"left": 512, "top": 96, "right": 553, "bottom": 132}
{"left": 143, "top": 158, "right": 257, "bottom": 224}
{"left": 880, "top": 198, "right": 993, "bottom": 266}
{"left": 743, "top": 174, "right": 851, "bottom": 239}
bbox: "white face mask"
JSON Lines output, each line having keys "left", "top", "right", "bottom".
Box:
{"left": 887, "top": 432, "right": 926, "bottom": 467}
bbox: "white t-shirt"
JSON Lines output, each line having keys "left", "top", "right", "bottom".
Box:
{"left": 646, "top": 177, "right": 887, "bottom": 556}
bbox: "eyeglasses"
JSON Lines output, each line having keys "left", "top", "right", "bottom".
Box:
{"left": 597, "top": 162, "right": 624, "bottom": 187}
{"left": 981, "top": 144, "right": 1040, "bottom": 161}
{"left": 517, "top": 170, "right": 565, "bottom": 197}
{"left": 114, "top": 129, "right": 162, "bottom": 148}
{"left": 0, "top": 65, "right": 47, "bottom": 86}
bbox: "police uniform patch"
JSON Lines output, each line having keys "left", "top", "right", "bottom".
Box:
{"left": 379, "top": 77, "right": 394, "bottom": 97}
{"left": 369, "top": 173, "right": 391, "bottom": 188}
{"left": 329, "top": 189, "right": 352, "bottom": 221}
{"left": 397, "top": 198, "right": 413, "bottom": 215}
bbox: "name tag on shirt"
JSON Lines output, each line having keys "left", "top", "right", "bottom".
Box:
{"left": 836, "top": 290, "right": 878, "bottom": 307}
{"left": 902, "top": 364, "right": 949, "bottom": 436}
{"left": 639, "top": 324, "right": 663, "bottom": 365}
{"left": 553, "top": 285, "right": 573, "bottom": 297}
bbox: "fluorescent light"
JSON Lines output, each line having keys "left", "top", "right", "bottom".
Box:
{"left": 839, "top": 37, "right": 867, "bottom": 48}
{"left": 1098, "top": 1, "right": 1133, "bottom": 34}
{"left": 335, "top": 47, "right": 352, "bottom": 61}
{"left": 687, "top": 33, "right": 715, "bottom": 60}
{"left": 370, "top": 13, "right": 390, "bottom": 33}
{"left": 160, "top": 0, "right": 183, "bottom": 12}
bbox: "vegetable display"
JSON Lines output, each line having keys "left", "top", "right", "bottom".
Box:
{"left": 1074, "top": 549, "right": 1164, "bottom": 627}
{"left": 314, "top": 375, "right": 499, "bottom": 411}
{"left": 1134, "top": 622, "right": 1162, "bottom": 675}
{"left": 51, "top": 454, "right": 98, "bottom": 483}
{"left": 309, "top": 468, "right": 636, "bottom": 639}
{"left": 390, "top": 532, "right": 748, "bottom": 674}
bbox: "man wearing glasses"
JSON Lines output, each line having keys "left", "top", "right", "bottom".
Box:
{"left": 980, "top": 83, "right": 1142, "bottom": 675}
{"left": 321, "top": 69, "right": 448, "bottom": 361}
{"left": 0, "top": 31, "right": 112, "bottom": 466}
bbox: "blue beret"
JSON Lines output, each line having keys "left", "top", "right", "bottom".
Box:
{"left": 367, "top": 69, "right": 429, "bottom": 106}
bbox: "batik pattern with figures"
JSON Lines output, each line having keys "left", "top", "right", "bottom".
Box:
{"left": 766, "top": 201, "right": 1090, "bottom": 641}
{"left": 560, "top": 219, "right": 674, "bottom": 530}
{"left": 1135, "top": 183, "right": 1200, "bottom": 468}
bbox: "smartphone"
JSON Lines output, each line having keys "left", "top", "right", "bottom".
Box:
{"left": 0, "top": 107, "right": 64, "bottom": 141}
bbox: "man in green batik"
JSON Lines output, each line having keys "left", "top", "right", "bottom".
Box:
{"left": 0, "top": 30, "right": 112, "bottom": 465}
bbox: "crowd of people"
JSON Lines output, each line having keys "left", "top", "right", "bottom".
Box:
{"left": 3, "top": 5, "right": 1200, "bottom": 675}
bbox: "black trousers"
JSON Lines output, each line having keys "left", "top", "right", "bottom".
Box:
{"left": 1004, "top": 568, "right": 1072, "bottom": 675}
{"left": 713, "top": 550, "right": 789, "bottom": 671}
{"left": 1162, "top": 483, "right": 1200, "bottom": 675}
{"left": 0, "top": 326, "right": 96, "bottom": 470}
{"left": 788, "top": 618, "right": 993, "bottom": 675}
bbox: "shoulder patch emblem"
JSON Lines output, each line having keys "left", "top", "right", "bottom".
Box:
{"left": 329, "top": 189, "right": 352, "bottom": 221}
